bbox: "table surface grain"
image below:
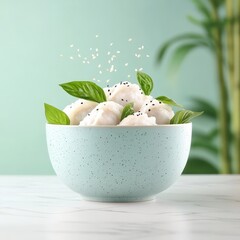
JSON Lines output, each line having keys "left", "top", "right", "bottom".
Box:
{"left": 0, "top": 175, "right": 239, "bottom": 240}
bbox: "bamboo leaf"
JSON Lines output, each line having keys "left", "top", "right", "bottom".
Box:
{"left": 183, "top": 157, "right": 219, "bottom": 174}
{"left": 191, "top": 139, "right": 219, "bottom": 155}
{"left": 156, "top": 33, "right": 211, "bottom": 64}
{"left": 190, "top": 97, "right": 217, "bottom": 119}
{"left": 192, "top": 0, "right": 212, "bottom": 19}
{"left": 168, "top": 42, "right": 208, "bottom": 75}
{"left": 193, "top": 128, "right": 219, "bottom": 141}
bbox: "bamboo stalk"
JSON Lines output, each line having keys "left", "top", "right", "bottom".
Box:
{"left": 233, "top": 0, "right": 240, "bottom": 173}
{"left": 211, "top": 1, "right": 231, "bottom": 173}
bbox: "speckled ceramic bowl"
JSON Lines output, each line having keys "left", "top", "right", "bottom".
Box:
{"left": 46, "top": 123, "right": 192, "bottom": 202}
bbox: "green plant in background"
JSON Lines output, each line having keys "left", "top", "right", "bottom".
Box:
{"left": 157, "top": 0, "right": 240, "bottom": 174}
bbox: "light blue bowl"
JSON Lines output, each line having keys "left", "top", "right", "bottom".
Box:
{"left": 46, "top": 123, "right": 192, "bottom": 202}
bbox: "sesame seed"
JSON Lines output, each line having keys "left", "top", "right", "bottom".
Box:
{"left": 59, "top": 54, "right": 63, "bottom": 57}
{"left": 70, "top": 44, "right": 74, "bottom": 47}
{"left": 70, "top": 56, "right": 74, "bottom": 60}
{"left": 98, "top": 64, "right": 101, "bottom": 68}
{"left": 116, "top": 51, "right": 120, "bottom": 54}
{"left": 125, "top": 63, "right": 128, "bottom": 66}
{"left": 128, "top": 38, "right": 132, "bottom": 42}
{"left": 146, "top": 54, "right": 150, "bottom": 58}
{"left": 107, "top": 51, "right": 111, "bottom": 55}
{"left": 95, "top": 34, "right": 99, "bottom": 38}
{"left": 110, "top": 42, "right": 113, "bottom": 46}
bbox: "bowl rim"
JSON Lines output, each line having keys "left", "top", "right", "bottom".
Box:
{"left": 46, "top": 122, "right": 192, "bottom": 128}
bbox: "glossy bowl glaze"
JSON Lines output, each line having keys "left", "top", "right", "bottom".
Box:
{"left": 46, "top": 123, "right": 192, "bottom": 202}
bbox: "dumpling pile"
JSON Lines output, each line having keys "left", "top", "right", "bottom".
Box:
{"left": 45, "top": 71, "right": 203, "bottom": 126}
{"left": 63, "top": 81, "right": 175, "bottom": 126}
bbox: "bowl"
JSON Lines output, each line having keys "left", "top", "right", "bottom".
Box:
{"left": 46, "top": 123, "right": 192, "bottom": 202}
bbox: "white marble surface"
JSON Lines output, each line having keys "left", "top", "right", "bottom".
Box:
{"left": 0, "top": 176, "right": 239, "bottom": 240}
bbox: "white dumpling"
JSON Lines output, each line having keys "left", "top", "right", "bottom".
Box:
{"left": 105, "top": 82, "right": 149, "bottom": 111}
{"left": 63, "top": 99, "right": 98, "bottom": 125}
{"left": 140, "top": 99, "right": 174, "bottom": 124}
{"left": 119, "top": 112, "right": 157, "bottom": 126}
{"left": 80, "top": 101, "right": 123, "bottom": 126}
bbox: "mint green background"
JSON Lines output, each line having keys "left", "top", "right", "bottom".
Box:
{"left": 0, "top": 0, "right": 217, "bottom": 174}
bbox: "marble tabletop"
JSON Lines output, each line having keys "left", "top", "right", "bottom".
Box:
{"left": 0, "top": 176, "right": 239, "bottom": 240}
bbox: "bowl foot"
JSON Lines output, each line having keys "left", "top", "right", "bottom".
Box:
{"left": 81, "top": 195, "right": 156, "bottom": 203}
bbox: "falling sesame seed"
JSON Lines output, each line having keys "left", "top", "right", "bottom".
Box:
{"left": 99, "top": 70, "right": 102, "bottom": 74}
{"left": 78, "top": 54, "right": 81, "bottom": 58}
{"left": 59, "top": 54, "right": 63, "bottom": 57}
{"left": 108, "top": 60, "right": 111, "bottom": 64}
{"left": 87, "top": 61, "right": 90, "bottom": 64}
{"left": 110, "top": 42, "right": 113, "bottom": 46}
{"left": 127, "top": 75, "right": 131, "bottom": 78}
{"left": 107, "top": 51, "right": 111, "bottom": 55}
{"left": 128, "top": 38, "right": 132, "bottom": 42}
{"left": 97, "top": 80, "right": 100, "bottom": 82}
{"left": 135, "top": 69, "right": 138, "bottom": 72}
{"left": 110, "top": 65, "right": 114, "bottom": 72}
{"left": 116, "top": 51, "right": 120, "bottom": 54}
{"left": 106, "top": 79, "right": 110, "bottom": 83}
{"left": 93, "top": 78, "right": 96, "bottom": 81}
{"left": 90, "top": 48, "right": 92, "bottom": 51}
{"left": 82, "top": 60, "right": 85, "bottom": 63}
{"left": 77, "top": 49, "right": 80, "bottom": 52}
{"left": 139, "top": 68, "right": 143, "bottom": 71}
{"left": 125, "top": 63, "right": 128, "bottom": 66}
{"left": 70, "top": 44, "right": 74, "bottom": 47}
{"left": 95, "top": 34, "right": 99, "bottom": 38}
{"left": 146, "top": 54, "right": 150, "bottom": 58}
{"left": 98, "top": 64, "right": 101, "bottom": 68}
{"left": 114, "top": 69, "right": 117, "bottom": 72}
{"left": 96, "top": 48, "right": 99, "bottom": 52}
{"left": 70, "top": 56, "right": 74, "bottom": 60}
{"left": 142, "top": 45, "right": 144, "bottom": 49}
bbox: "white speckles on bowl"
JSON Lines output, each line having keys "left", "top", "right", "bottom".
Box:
{"left": 46, "top": 123, "right": 192, "bottom": 202}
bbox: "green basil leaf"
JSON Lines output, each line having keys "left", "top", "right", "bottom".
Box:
{"left": 136, "top": 71, "right": 153, "bottom": 95}
{"left": 59, "top": 81, "right": 106, "bottom": 103}
{"left": 155, "top": 96, "right": 183, "bottom": 108}
{"left": 120, "top": 103, "right": 134, "bottom": 121}
{"left": 170, "top": 110, "right": 204, "bottom": 124}
{"left": 44, "top": 103, "right": 70, "bottom": 125}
